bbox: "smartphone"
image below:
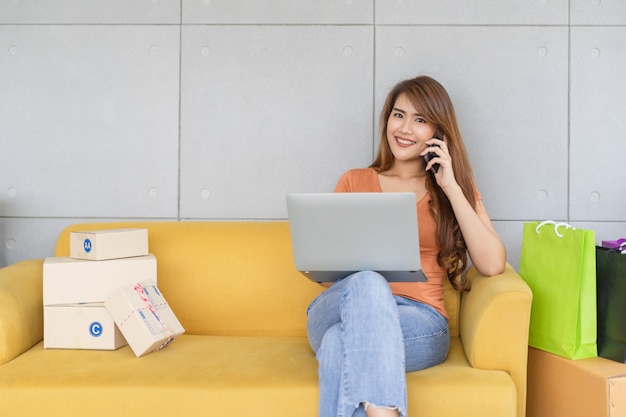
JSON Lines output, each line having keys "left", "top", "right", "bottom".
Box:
{"left": 424, "top": 130, "right": 443, "bottom": 173}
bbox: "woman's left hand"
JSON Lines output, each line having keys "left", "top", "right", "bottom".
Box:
{"left": 421, "top": 136, "right": 458, "bottom": 191}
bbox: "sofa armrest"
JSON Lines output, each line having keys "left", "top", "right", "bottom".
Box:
{"left": 0, "top": 259, "right": 44, "bottom": 365}
{"left": 460, "top": 263, "right": 532, "bottom": 417}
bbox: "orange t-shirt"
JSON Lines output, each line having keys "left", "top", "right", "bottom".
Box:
{"left": 333, "top": 168, "right": 450, "bottom": 318}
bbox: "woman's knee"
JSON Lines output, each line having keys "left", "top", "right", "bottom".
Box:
{"left": 342, "top": 271, "right": 392, "bottom": 300}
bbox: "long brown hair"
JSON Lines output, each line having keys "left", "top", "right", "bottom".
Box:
{"left": 371, "top": 76, "right": 476, "bottom": 291}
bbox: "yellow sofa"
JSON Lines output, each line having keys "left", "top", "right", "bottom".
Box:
{"left": 0, "top": 221, "right": 532, "bottom": 417}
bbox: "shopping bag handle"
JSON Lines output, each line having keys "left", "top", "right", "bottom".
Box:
{"left": 618, "top": 239, "right": 626, "bottom": 254}
{"left": 602, "top": 246, "right": 626, "bottom": 261}
{"left": 536, "top": 220, "right": 575, "bottom": 238}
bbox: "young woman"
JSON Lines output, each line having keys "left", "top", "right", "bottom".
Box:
{"left": 306, "top": 76, "right": 506, "bottom": 417}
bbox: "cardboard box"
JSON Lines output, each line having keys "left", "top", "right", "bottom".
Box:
{"left": 43, "top": 255, "right": 157, "bottom": 305}
{"left": 106, "top": 281, "right": 184, "bottom": 357}
{"left": 70, "top": 228, "right": 149, "bottom": 260}
{"left": 527, "top": 347, "right": 626, "bottom": 417}
{"left": 44, "top": 303, "right": 127, "bottom": 350}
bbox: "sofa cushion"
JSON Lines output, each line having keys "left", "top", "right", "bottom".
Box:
{"left": 0, "top": 335, "right": 515, "bottom": 417}
{"left": 407, "top": 338, "right": 517, "bottom": 416}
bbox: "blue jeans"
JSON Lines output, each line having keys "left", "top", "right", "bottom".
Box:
{"left": 306, "top": 271, "right": 449, "bottom": 417}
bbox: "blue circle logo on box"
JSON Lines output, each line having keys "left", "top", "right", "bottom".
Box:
{"left": 89, "top": 321, "right": 103, "bottom": 337}
{"left": 83, "top": 238, "right": 92, "bottom": 253}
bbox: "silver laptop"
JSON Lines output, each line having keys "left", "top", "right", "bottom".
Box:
{"left": 286, "top": 192, "right": 427, "bottom": 283}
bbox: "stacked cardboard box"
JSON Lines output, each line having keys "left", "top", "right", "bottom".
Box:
{"left": 69, "top": 228, "right": 149, "bottom": 261}
{"left": 43, "top": 229, "right": 184, "bottom": 356}
{"left": 43, "top": 228, "right": 184, "bottom": 357}
{"left": 43, "top": 229, "right": 154, "bottom": 351}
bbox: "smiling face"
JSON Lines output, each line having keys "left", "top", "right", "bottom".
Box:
{"left": 386, "top": 93, "right": 437, "bottom": 165}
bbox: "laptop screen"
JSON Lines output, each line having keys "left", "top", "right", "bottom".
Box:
{"left": 286, "top": 192, "right": 427, "bottom": 283}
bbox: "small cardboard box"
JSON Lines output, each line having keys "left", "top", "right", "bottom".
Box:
{"left": 527, "top": 347, "right": 626, "bottom": 417}
{"left": 43, "top": 255, "right": 157, "bottom": 305}
{"left": 70, "top": 228, "right": 149, "bottom": 261}
{"left": 106, "top": 280, "right": 184, "bottom": 357}
{"left": 44, "top": 303, "right": 127, "bottom": 350}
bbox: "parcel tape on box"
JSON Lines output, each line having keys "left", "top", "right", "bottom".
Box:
{"left": 106, "top": 281, "right": 184, "bottom": 357}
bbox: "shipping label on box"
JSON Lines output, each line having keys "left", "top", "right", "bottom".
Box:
{"left": 106, "top": 280, "right": 184, "bottom": 358}
{"left": 70, "top": 228, "right": 149, "bottom": 261}
{"left": 44, "top": 303, "right": 127, "bottom": 350}
{"left": 43, "top": 254, "right": 157, "bottom": 305}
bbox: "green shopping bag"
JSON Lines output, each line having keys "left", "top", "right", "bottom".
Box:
{"left": 519, "top": 221, "right": 597, "bottom": 359}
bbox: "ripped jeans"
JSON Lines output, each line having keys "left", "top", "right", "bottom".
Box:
{"left": 306, "top": 271, "right": 449, "bottom": 417}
